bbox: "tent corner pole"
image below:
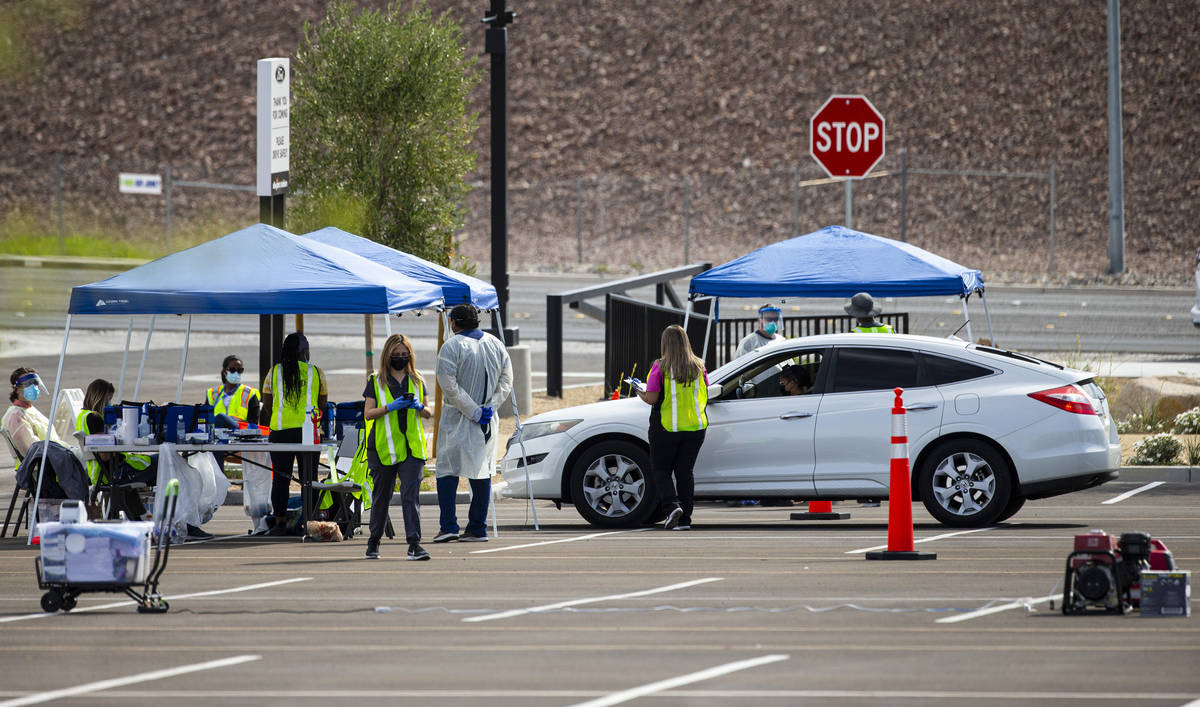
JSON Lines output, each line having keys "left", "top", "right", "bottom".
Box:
{"left": 682, "top": 298, "right": 693, "bottom": 328}
{"left": 132, "top": 314, "right": 156, "bottom": 401}
{"left": 28, "top": 315, "right": 72, "bottom": 544}
{"left": 116, "top": 316, "right": 133, "bottom": 400}
{"left": 176, "top": 315, "right": 192, "bottom": 403}
{"left": 980, "top": 291, "right": 996, "bottom": 345}
{"left": 961, "top": 297, "right": 973, "bottom": 342}
{"left": 491, "top": 308, "right": 539, "bottom": 530}
{"left": 432, "top": 310, "right": 446, "bottom": 459}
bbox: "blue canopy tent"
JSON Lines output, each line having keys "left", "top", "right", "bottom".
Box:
{"left": 28, "top": 223, "right": 446, "bottom": 542}
{"left": 686, "top": 225, "right": 993, "bottom": 354}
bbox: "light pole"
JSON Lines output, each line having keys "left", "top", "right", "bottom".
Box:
{"left": 484, "top": 0, "right": 517, "bottom": 344}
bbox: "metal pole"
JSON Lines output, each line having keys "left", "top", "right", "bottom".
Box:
{"left": 576, "top": 177, "right": 583, "bottom": 264}
{"left": 485, "top": 0, "right": 516, "bottom": 334}
{"left": 165, "top": 163, "right": 172, "bottom": 252}
{"left": 117, "top": 316, "right": 134, "bottom": 400}
{"left": 1106, "top": 0, "right": 1125, "bottom": 274}
{"left": 133, "top": 315, "right": 156, "bottom": 401}
{"left": 28, "top": 315, "right": 71, "bottom": 544}
{"left": 981, "top": 291, "right": 996, "bottom": 345}
{"left": 899, "top": 148, "right": 909, "bottom": 242}
{"left": 700, "top": 298, "right": 714, "bottom": 362}
{"left": 176, "top": 315, "right": 192, "bottom": 403}
{"left": 493, "top": 308, "right": 538, "bottom": 530}
{"left": 546, "top": 293, "right": 562, "bottom": 397}
{"left": 363, "top": 314, "right": 374, "bottom": 378}
{"left": 56, "top": 154, "right": 64, "bottom": 254}
{"left": 384, "top": 313, "right": 392, "bottom": 337}
{"left": 683, "top": 175, "right": 691, "bottom": 264}
{"left": 1048, "top": 161, "right": 1057, "bottom": 275}
{"left": 844, "top": 179, "right": 853, "bottom": 229}
{"left": 791, "top": 165, "right": 800, "bottom": 236}
{"left": 961, "top": 298, "right": 973, "bottom": 342}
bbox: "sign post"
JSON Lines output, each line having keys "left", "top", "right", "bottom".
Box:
{"left": 810, "top": 95, "right": 885, "bottom": 228}
{"left": 257, "top": 57, "right": 289, "bottom": 383}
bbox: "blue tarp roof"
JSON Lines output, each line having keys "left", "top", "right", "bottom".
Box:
{"left": 689, "top": 226, "right": 985, "bottom": 299}
{"left": 302, "top": 227, "right": 498, "bottom": 309}
{"left": 68, "top": 223, "right": 445, "bottom": 315}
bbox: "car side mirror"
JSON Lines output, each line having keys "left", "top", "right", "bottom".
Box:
{"left": 707, "top": 383, "right": 722, "bottom": 399}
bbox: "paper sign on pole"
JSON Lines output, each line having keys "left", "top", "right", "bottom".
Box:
{"left": 118, "top": 173, "right": 162, "bottom": 195}
{"left": 256, "top": 58, "right": 290, "bottom": 196}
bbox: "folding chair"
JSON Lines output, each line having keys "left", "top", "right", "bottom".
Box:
{"left": 74, "top": 431, "right": 150, "bottom": 521}
{"left": 1, "top": 429, "right": 29, "bottom": 537}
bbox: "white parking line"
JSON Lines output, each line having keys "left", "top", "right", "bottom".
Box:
{"left": 0, "top": 577, "right": 312, "bottom": 623}
{"left": 845, "top": 526, "right": 1001, "bottom": 554}
{"left": 0, "top": 654, "right": 261, "bottom": 707}
{"left": 462, "top": 577, "right": 723, "bottom": 623}
{"left": 469, "top": 528, "right": 651, "bottom": 554}
{"left": 1102, "top": 481, "right": 1165, "bottom": 505}
{"left": 567, "top": 654, "right": 789, "bottom": 707}
{"left": 934, "top": 593, "right": 1057, "bottom": 624}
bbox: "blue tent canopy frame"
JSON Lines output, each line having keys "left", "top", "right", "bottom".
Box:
{"left": 686, "top": 225, "right": 994, "bottom": 349}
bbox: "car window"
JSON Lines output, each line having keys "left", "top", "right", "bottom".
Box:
{"left": 922, "top": 353, "right": 992, "bottom": 385}
{"left": 719, "top": 349, "right": 825, "bottom": 400}
{"left": 831, "top": 347, "right": 919, "bottom": 393}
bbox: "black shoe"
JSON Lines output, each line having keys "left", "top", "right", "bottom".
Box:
{"left": 364, "top": 545, "right": 380, "bottom": 560}
{"left": 663, "top": 507, "right": 683, "bottom": 530}
{"left": 407, "top": 544, "right": 431, "bottom": 561}
{"left": 185, "top": 524, "right": 213, "bottom": 540}
{"left": 265, "top": 524, "right": 289, "bottom": 537}
{"left": 433, "top": 531, "right": 459, "bottom": 543}
{"left": 458, "top": 533, "right": 487, "bottom": 542}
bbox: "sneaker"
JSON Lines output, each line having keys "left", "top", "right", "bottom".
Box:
{"left": 364, "top": 546, "right": 380, "bottom": 560}
{"left": 185, "top": 524, "right": 213, "bottom": 540}
{"left": 265, "top": 524, "right": 289, "bottom": 537}
{"left": 458, "top": 533, "right": 488, "bottom": 542}
{"left": 433, "top": 531, "right": 459, "bottom": 543}
{"left": 663, "top": 507, "right": 683, "bottom": 530}
{"left": 407, "top": 544, "right": 431, "bottom": 561}
{"left": 860, "top": 500, "right": 881, "bottom": 508}
{"left": 673, "top": 524, "right": 692, "bottom": 531}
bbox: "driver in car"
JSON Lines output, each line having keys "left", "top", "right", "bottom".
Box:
{"left": 779, "top": 365, "right": 813, "bottom": 396}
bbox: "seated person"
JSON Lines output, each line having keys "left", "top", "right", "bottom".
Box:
{"left": 205, "top": 355, "right": 261, "bottom": 429}
{"left": 78, "top": 379, "right": 168, "bottom": 524}
{"left": 3, "top": 367, "right": 65, "bottom": 458}
{"left": 779, "top": 365, "right": 814, "bottom": 396}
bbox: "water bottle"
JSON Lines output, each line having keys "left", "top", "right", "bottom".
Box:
{"left": 302, "top": 406, "right": 315, "bottom": 445}
{"left": 175, "top": 414, "right": 185, "bottom": 444}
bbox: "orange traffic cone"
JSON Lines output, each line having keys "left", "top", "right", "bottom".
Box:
{"left": 610, "top": 388, "right": 620, "bottom": 400}
{"left": 867, "top": 388, "right": 936, "bottom": 560}
{"left": 790, "top": 498, "right": 849, "bottom": 521}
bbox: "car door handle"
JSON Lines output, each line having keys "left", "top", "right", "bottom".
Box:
{"left": 905, "top": 403, "right": 938, "bottom": 411}
{"left": 779, "top": 412, "right": 814, "bottom": 420}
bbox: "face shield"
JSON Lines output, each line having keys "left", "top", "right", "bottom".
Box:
{"left": 759, "top": 307, "right": 783, "bottom": 334}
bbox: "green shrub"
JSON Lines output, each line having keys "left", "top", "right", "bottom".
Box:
{"left": 1129, "top": 433, "right": 1182, "bottom": 466}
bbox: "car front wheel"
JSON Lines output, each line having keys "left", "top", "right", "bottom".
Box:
{"left": 570, "top": 441, "right": 657, "bottom": 528}
{"left": 918, "top": 439, "right": 1012, "bottom": 527}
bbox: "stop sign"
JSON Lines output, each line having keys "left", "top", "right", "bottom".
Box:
{"left": 809, "top": 95, "right": 886, "bottom": 179}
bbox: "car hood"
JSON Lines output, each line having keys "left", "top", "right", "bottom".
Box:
{"left": 522, "top": 396, "right": 646, "bottom": 427}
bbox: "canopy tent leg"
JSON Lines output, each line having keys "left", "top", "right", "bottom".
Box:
{"left": 363, "top": 315, "right": 374, "bottom": 379}
{"left": 132, "top": 315, "right": 156, "bottom": 401}
{"left": 116, "top": 316, "right": 133, "bottom": 400}
{"left": 682, "top": 298, "right": 693, "bottom": 329}
{"left": 384, "top": 313, "right": 392, "bottom": 337}
{"left": 493, "top": 308, "right": 539, "bottom": 531}
{"left": 29, "top": 315, "right": 71, "bottom": 544}
{"left": 432, "top": 310, "right": 446, "bottom": 460}
{"left": 961, "top": 297, "right": 974, "bottom": 342}
{"left": 981, "top": 292, "right": 996, "bottom": 345}
{"left": 700, "top": 296, "right": 716, "bottom": 361}
{"left": 176, "top": 315, "right": 192, "bottom": 403}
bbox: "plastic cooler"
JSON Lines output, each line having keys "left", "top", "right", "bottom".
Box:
{"left": 38, "top": 502, "right": 153, "bottom": 585}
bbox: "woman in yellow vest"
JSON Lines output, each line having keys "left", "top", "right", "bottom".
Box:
{"left": 361, "top": 334, "right": 434, "bottom": 560}
{"left": 259, "top": 332, "right": 327, "bottom": 536}
{"left": 635, "top": 325, "right": 709, "bottom": 531}
{"left": 205, "top": 355, "right": 261, "bottom": 427}
{"left": 77, "top": 379, "right": 158, "bottom": 520}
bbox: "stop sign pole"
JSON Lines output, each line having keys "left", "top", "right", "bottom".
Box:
{"left": 810, "top": 95, "right": 886, "bottom": 229}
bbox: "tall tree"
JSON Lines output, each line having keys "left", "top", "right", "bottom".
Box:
{"left": 291, "top": 0, "right": 479, "bottom": 268}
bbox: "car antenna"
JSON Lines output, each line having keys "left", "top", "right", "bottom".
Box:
{"left": 946, "top": 319, "right": 969, "bottom": 341}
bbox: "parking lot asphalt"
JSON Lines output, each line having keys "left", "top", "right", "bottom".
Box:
{"left": 0, "top": 481, "right": 1197, "bottom": 706}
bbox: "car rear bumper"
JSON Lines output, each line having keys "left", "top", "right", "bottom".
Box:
{"left": 1020, "top": 469, "right": 1119, "bottom": 500}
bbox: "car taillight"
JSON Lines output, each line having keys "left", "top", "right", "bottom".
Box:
{"left": 1028, "top": 385, "right": 1098, "bottom": 415}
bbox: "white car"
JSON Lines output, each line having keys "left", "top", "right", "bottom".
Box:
{"left": 501, "top": 333, "right": 1121, "bottom": 528}
{"left": 1191, "top": 250, "right": 1200, "bottom": 328}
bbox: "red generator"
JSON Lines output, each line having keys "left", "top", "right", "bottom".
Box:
{"left": 1062, "top": 530, "right": 1176, "bottom": 614}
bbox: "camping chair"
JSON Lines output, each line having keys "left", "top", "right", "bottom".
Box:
{"left": 312, "top": 430, "right": 371, "bottom": 540}
{"left": 1, "top": 429, "right": 29, "bottom": 537}
{"left": 74, "top": 431, "right": 151, "bottom": 520}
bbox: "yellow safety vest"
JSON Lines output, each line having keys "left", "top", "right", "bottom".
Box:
{"left": 270, "top": 362, "right": 317, "bottom": 431}
{"left": 76, "top": 409, "right": 150, "bottom": 484}
{"left": 852, "top": 324, "right": 895, "bottom": 334}
{"left": 660, "top": 369, "right": 708, "bottom": 432}
{"left": 370, "top": 373, "right": 426, "bottom": 465}
{"left": 206, "top": 384, "right": 259, "bottom": 421}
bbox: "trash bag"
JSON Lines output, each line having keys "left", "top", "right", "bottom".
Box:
{"left": 153, "top": 444, "right": 202, "bottom": 540}
{"left": 240, "top": 451, "right": 273, "bottom": 534}
{"left": 186, "top": 452, "right": 229, "bottom": 524}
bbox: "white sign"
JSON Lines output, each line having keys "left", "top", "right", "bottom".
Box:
{"left": 256, "top": 57, "right": 290, "bottom": 196}
{"left": 118, "top": 173, "right": 162, "bottom": 195}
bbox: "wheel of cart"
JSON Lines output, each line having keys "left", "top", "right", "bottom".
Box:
{"left": 34, "top": 479, "right": 180, "bottom": 614}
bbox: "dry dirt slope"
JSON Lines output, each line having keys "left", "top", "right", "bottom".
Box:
{"left": 0, "top": 0, "right": 1196, "bottom": 278}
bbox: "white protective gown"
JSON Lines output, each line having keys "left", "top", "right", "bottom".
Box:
{"left": 435, "top": 331, "right": 513, "bottom": 479}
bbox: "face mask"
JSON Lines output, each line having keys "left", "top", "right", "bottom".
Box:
{"left": 22, "top": 386, "right": 39, "bottom": 402}
{"left": 225, "top": 371, "right": 243, "bottom": 385}
{"left": 390, "top": 355, "right": 409, "bottom": 370}
{"left": 763, "top": 322, "right": 778, "bottom": 335}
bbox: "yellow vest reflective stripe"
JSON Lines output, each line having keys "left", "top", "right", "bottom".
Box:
{"left": 271, "top": 362, "right": 316, "bottom": 431}
{"left": 207, "top": 384, "right": 258, "bottom": 421}
{"left": 660, "top": 370, "right": 708, "bottom": 432}
{"left": 852, "top": 324, "right": 895, "bottom": 334}
{"left": 371, "top": 374, "right": 427, "bottom": 465}
{"left": 75, "top": 409, "right": 150, "bottom": 484}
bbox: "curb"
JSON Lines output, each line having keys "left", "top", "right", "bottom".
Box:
{"left": 1114, "top": 466, "right": 1198, "bottom": 483}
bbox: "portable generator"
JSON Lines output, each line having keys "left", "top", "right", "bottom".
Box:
{"left": 1062, "top": 530, "right": 1176, "bottom": 614}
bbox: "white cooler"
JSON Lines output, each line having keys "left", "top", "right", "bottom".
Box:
{"left": 38, "top": 501, "right": 153, "bottom": 585}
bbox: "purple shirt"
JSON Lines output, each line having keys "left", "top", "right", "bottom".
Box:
{"left": 645, "top": 360, "right": 709, "bottom": 392}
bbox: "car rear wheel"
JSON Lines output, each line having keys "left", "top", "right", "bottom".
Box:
{"left": 918, "top": 439, "right": 1012, "bottom": 527}
{"left": 570, "top": 441, "right": 657, "bottom": 528}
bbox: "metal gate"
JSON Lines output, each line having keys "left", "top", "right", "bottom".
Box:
{"left": 604, "top": 294, "right": 714, "bottom": 395}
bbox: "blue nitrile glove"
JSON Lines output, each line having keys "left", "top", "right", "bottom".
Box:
{"left": 478, "top": 406, "right": 494, "bottom": 426}
{"left": 629, "top": 377, "right": 644, "bottom": 391}
{"left": 410, "top": 400, "right": 424, "bottom": 412}
{"left": 386, "top": 398, "right": 407, "bottom": 413}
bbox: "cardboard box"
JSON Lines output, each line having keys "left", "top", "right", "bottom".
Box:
{"left": 1140, "top": 570, "right": 1191, "bottom": 617}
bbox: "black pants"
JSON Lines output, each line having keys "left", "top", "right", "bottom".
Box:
{"left": 649, "top": 427, "right": 706, "bottom": 525}
{"left": 367, "top": 456, "right": 424, "bottom": 547}
{"left": 268, "top": 428, "right": 316, "bottom": 518}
